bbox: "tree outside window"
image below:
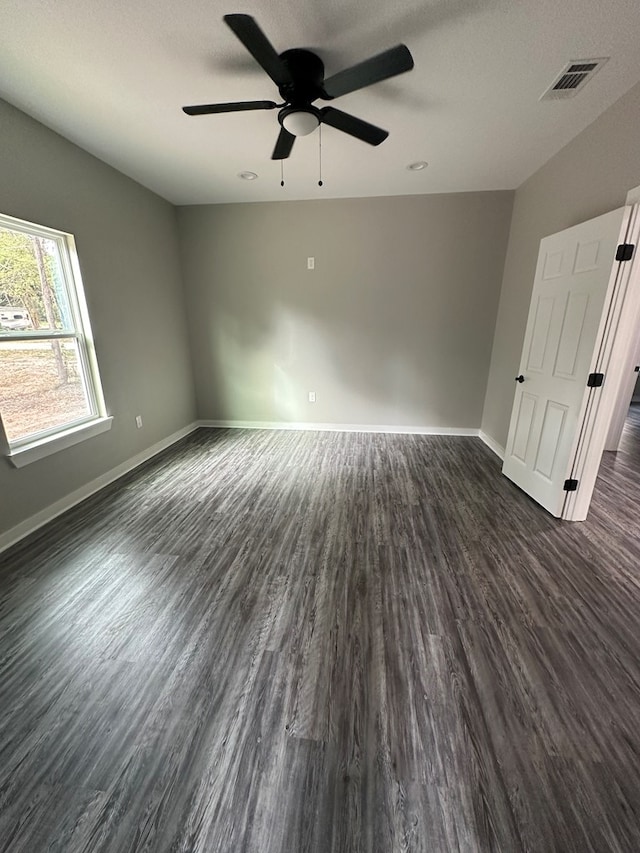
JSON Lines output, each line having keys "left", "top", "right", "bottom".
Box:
{"left": 0, "top": 214, "right": 107, "bottom": 448}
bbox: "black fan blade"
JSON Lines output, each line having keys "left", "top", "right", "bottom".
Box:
{"left": 183, "top": 100, "right": 278, "bottom": 116}
{"left": 320, "top": 107, "right": 388, "bottom": 146}
{"left": 272, "top": 128, "right": 295, "bottom": 160}
{"left": 224, "top": 14, "right": 292, "bottom": 87}
{"left": 322, "top": 44, "right": 414, "bottom": 99}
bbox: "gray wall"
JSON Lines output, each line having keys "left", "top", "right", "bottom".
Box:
{"left": 482, "top": 82, "right": 640, "bottom": 450}
{"left": 0, "top": 98, "right": 197, "bottom": 538}
{"left": 177, "top": 192, "right": 514, "bottom": 429}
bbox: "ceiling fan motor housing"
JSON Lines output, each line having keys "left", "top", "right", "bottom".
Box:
{"left": 277, "top": 48, "right": 326, "bottom": 105}
{"left": 276, "top": 49, "right": 325, "bottom": 137}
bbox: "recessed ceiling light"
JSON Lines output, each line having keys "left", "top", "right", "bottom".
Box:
{"left": 238, "top": 171, "right": 258, "bottom": 180}
{"left": 407, "top": 161, "right": 428, "bottom": 171}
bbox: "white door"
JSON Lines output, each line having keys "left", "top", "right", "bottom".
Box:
{"left": 502, "top": 206, "right": 633, "bottom": 517}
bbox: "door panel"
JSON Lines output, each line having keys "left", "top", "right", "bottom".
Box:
{"left": 534, "top": 401, "right": 567, "bottom": 479}
{"left": 542, "top": 249, "right": 564, "bottom": 279}
{"left": 527, "top": 296, "right": 554, "bottom": 372}
{"left": 554, "top": 292, "right": 589, "bottom": 378}
{"left": 573, "top": 239, "right": 600, "bottom": 273}
{"left": 512, "top": 393, "right": 537, "bottom": 462}
{"left": 502, "top": 206, "right": 632, "bottom": 516}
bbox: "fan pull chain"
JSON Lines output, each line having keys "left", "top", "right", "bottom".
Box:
{"left": 280, "top": 159, "right": 285, "bottom": 188}
{"left": 318, "top": 124, "right": 323, "bottom": 187}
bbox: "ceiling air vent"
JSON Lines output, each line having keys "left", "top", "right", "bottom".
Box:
{"left": 541, "top": 57, "right": 608, "bottom": 100}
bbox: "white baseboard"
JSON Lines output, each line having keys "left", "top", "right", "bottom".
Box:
{"left": 0, "top": 422, "right": 199, "bottom": 555}
{"left": 198, "top": 419, "right": 480, "bottom": 436}
{"left": 479, "top": 430, "right": 505, "bottom": 460}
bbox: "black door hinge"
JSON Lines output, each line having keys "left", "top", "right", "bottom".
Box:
{"left": 616, "top": 243, "right": 635, "bottom": 261}
{"left": 587, "top": 372, "right": 604, "bottom": 387}
{"left": 563, "top": 479, "right": 579, "bottom": 492}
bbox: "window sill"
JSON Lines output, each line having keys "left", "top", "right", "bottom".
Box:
{"left": 6, "top": 416, "right": 113, "bottom": 468}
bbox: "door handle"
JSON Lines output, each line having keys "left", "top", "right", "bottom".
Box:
{"left": 515, "top": 374, "right": 525, "bottom": 383}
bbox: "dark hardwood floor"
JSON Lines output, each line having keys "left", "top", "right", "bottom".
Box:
{"left": 1, "top": 408, "right": 639, "bottom": 852}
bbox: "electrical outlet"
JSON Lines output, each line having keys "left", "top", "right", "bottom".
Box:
{"left": 308, "top": 391, "right": 316, "bottom": 403}
{"left": 307, "top": 257, "right": 315, "bottom": 270}
{"left": 135, "top": 415, "right": 143, "bottom": 429}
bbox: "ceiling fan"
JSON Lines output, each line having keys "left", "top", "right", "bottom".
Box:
{"left": 182, "top": 14, "right": 414, "bottom": 160}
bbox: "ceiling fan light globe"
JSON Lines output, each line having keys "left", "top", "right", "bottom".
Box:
{"left": 282, "top": 110, "right": 320, "bottom": 136}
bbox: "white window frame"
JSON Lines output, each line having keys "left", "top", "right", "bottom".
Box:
{"left": 0, "top": 212, "right": 111, "bottom": 468}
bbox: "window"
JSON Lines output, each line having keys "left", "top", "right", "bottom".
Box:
{"left": 0, "top": 213, "right": 110, "bottom": 467}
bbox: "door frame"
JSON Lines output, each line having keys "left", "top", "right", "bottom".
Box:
{"left": 562, "top": 201, "right": 640, "bottom": 520}
{"left": 605, "top": 182, "right": 640, "bottom": 452}
{"left": 604, "top": 321, "right": 640, "bottom": 451}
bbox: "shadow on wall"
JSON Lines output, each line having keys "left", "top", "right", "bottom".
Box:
{"left": 212, "top": 307, "right": 439, "bottom": 424}
{"left": 182, "top": 193, "right": 513, "bottom": 427}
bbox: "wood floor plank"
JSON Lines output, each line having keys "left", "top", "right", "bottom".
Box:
{"left": 1, "top": 407, "right": 640, "bottom": 851}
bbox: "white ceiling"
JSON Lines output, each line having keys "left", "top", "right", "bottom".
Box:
{"left": 1, "top": 0, "right": 640, "bottom": 206}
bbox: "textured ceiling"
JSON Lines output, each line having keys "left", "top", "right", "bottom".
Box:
{"left": 1, "top": 0, "right": 640, "bottom": 205}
